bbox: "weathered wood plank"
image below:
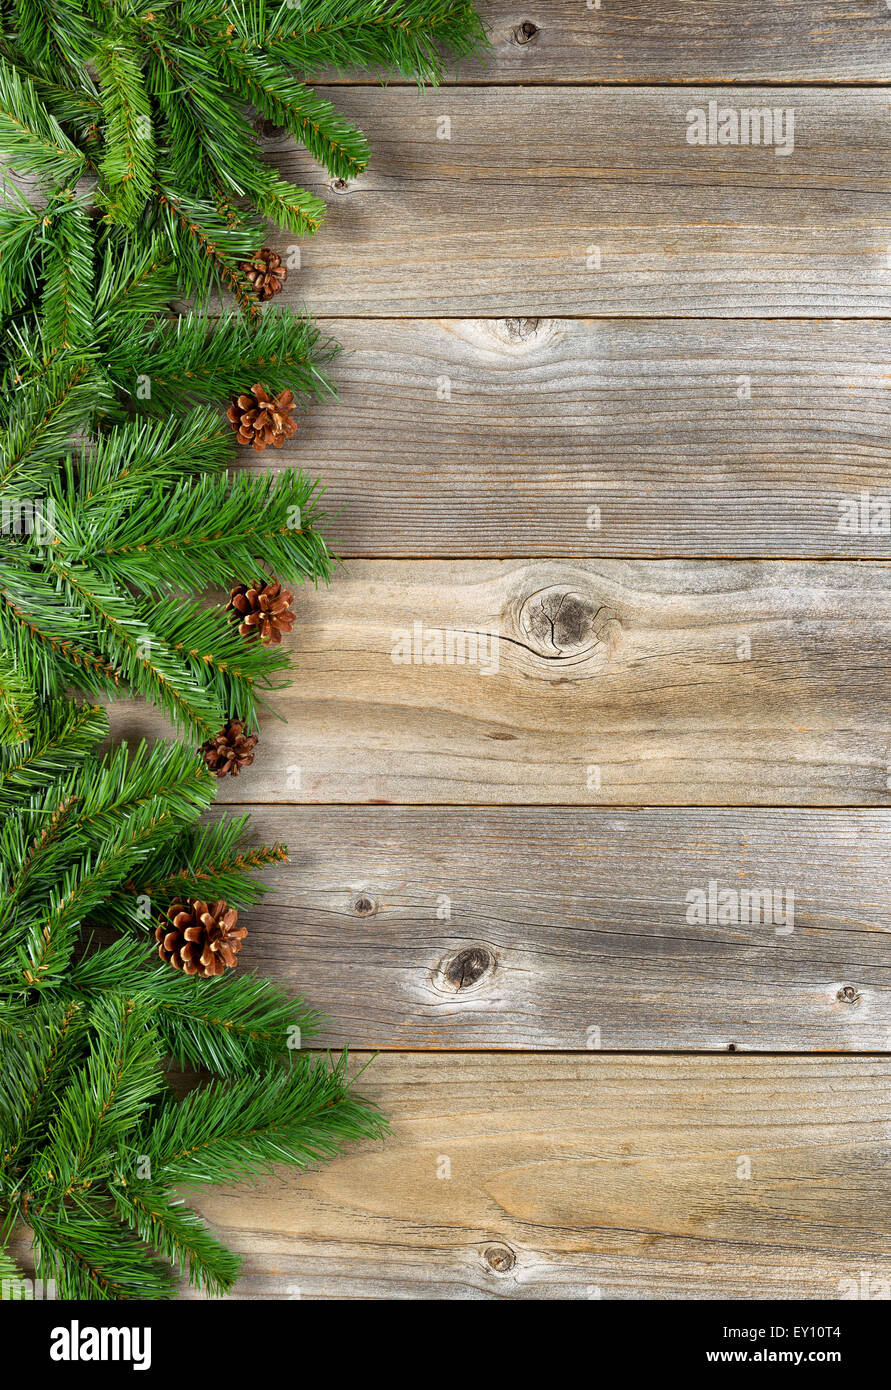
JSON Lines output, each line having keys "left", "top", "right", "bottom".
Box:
{"left": 316, "top": 3, "right": 891, "bottom": 86}
{"left": 272, "top": 87, "right": 891, "bottom": 316}
{"left": 107, "top": 559, "right": 891, "bottom": 806}
{"left": 264, "top": 317, "right": 891, "bottom": 558}
{"left": 205, "top": 806, "right": 891, "bottom": 1052}
{"left": 185, "top": 1054, "right": 891, "bottom": 1298}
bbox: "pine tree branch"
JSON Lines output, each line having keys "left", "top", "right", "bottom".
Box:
{"left": 110, "top": 1183, "right": 241, "bottom": 1296}
{"left": 0, "top": 54, "right": 88, "bottom": 185}
{"left": 144, "top": 1054, "right": 386, "bottom": 1187}
{"left": 95, "top": 36, "right": 156, "bottom": 227}
{"left": 45, "top": 555, "right": 225, "bottom": 736}
{"left": 0, "top": 701, "right": 107, "bottom": 812}
{"left": 39, "top": 194, "right": 93, "bottom": 349}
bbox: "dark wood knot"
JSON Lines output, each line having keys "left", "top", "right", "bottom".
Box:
{"left": 441, "top": 946, "right": 495, "bottom": 992}
{"left": 351, "top": 893, "right": 377, "bottom": 917}
{"left": 512, "top": 21, "right": 539, "bottom": 44}
{"left": 518, "top": 585, "right": 622, "bottom": 660}
{"left": 485, "top": 1244, "right": 516, "bottom": 1273}
{"left": 837, "top": 985, "right": 861, "bottom": 1004}
{"left": 252, "top": 115, "right": 283, "bottom": 139}
{"left": 331, "top": 177, "right": 350, "bottom": 192}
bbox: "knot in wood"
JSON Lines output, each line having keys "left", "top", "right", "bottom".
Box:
{"left": 503, "top": 316, "right": 541, "bottom": 341}
{"left": 252, "top": 115, "right": 282, "bottom": 139}
{"left": 331, "top": 177, "right": 350, "bottom": 193}
{"left": 484, "top": 1244, "right": 516, "bottom": 1273}
{"left": 440, "top": 945, "right": 495, "bottom": 992}
{"left": 837, "top": 985, "right": 861, "bottom": 1004}
{"left": 351, "top": 893, "right": 377, "bottom": 917}
{"left": 512, "top": 20, "right": 539, "bottom": 44}
{"left": 518, "top": 585, "right": 622, "bottom": 660}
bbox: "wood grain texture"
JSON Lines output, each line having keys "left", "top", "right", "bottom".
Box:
{"left": 264, "top": 317, "right": 891, "bottom": 558}
{"left": 108, "top": 559, "right": 891, "bottom": 806}
{"left": 316, "top": 3, "right": 891, "bottom": 85}
{"left": 184, "top": 1054, "right": 891, "bottom": 1299}
{"left": 271, "top": 87, "right": 891, "bottom": 316}
{"left": 210, "top": 806, "right": 891, "bottom": 1051}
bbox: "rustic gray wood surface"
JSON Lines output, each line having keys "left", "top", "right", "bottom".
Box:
{"left": 109, "top": 558, "right": 891, "bottom": 806}
{"left": 181, "top": 1055, "right": 891, "bottom": 1300}
{"left": 140, "top": 15, "right": 891, "bottom": 1298}
{"left": 262, "top": 317, "right": 891, "bottom": 558}
{"left": 206, "top": 806, "right": 891, "bottom": 1051}
{"left": 268, "top": 87, "right": 891, "bottom": 316}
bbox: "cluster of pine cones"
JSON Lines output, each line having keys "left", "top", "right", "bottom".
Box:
{"left": 228, "top": 249, "right": 296, "bottom": 452}
{"left": 161, "top": 252, "right": 300, "bottom": 976}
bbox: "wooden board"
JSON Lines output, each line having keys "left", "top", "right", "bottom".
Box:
{"left": 266, "top": 317, "right": 891, "bottom": 558}
{"left": 315, "top": 2, "right": 891, "bottom": 86}
{"left": 67, "top": 18, "right": 891, "bottom": 1302}
{"left": 108, "top": 558, "right": 891, "bottom": 806}
{"left": 209, "top": 806, "right": 891, "bottom": 1052}
{"left": 183, "top": 1054, "right": 891, "bottom": 1299}
{"left": 271, "top": 87, "right": 891, "bottom": 316}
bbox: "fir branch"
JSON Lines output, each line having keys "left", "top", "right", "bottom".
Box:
{"left": 0, "top": 707, "right": 383, "bottom": 1299}
{"left": 152, "top": 181, "right": 265, "bottom": 310}
{"left": 39, "top": 195, "right": 93, "bottom": 348}
{"left": 254, "top": 169, "right": 327, "bottom": 239}
{"left": 55, "top": 468, "right": 332, "bottom": 595}
{"left": 6, "top": 0, "right": 97, "bottom": 73}
{"left": 0, "top": 347, "right": 110, "bottom": 488}
{"left": 45, "top": 555, "right": 225, "bottom": 736}
{"left": 144, "top": 1053, "right": 386, "bottom": 1187}
{"left": 30, "top": 1205, "right": 173, "bottom": 1300}
{"left": 0, "top": 647, "right": 35, "bottom": 743}
{"left": 92, "top": 233, "right": 180, "bottom": 321}
{"left": 211, "top": 35, "right": 369, "bottom": 181}
{"left": 93, "top": 818, "right": 290, "bottom": 933}
{"left": 0, "top": 559, "right": 123, "bottom": 704}
{"left": 95, "top": 37, "right": 155, "bottom": 227}
{"left": 0, "top": 54, "right": 88, "bottom": 185}
{"left": 0, "top": 701, "right": 107, "bottom": 811}
{"left": 70, "top": 937, "right": 321, "bottom": 1074}
{"left": 111, "top": 304, "right": 339, "bottom": 411}
{"left": 0, "top": 190, "right": 45, "bottom": 319}
{"left": 110, "top": 1183, "right": 241, "bottom": 1297}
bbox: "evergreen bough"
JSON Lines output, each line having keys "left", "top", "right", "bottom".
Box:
{"left": 0, "top": 702, "right": 384, "bottom": 1299}
{"left": 0, "top": 1, "right": 487, "bottom": 1297}
{"left": 0, "top": 221, "right": 338, "bottom": 743}
{"left": 0, "top": 0, "right": 488, "bottom": 309}
{"left": 0, "top": 3, "right": 487, "bottom": 741}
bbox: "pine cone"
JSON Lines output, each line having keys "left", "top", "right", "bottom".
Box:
{"left": 199, "top": 718, "right": 258, "bottom": 777}
{"left": 227, "top": 384, "right": 297, "bottom": 452}
{"left": 227, "top": 579, "right": 296, "bottom": 644}
{"left": 156, "top": 898, "right": 246, "bottom": 977}
{"left": 240, "top": 245, "right": 288, "bottom": 301}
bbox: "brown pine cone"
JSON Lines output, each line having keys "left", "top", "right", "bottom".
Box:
{"left": 199, "top": 718, "right": 258, "bottom": 777}
{"left": 226, "top": 384, "right": 297, "bottom": 452}
{"left": 226, "top": 579, "right": 296, "bottom": 645}
{"left": 240, "top": 246, "right": 288, "bottom": 301}
{"left": 156, "top": 898, "right": 246, "bottom": 977}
